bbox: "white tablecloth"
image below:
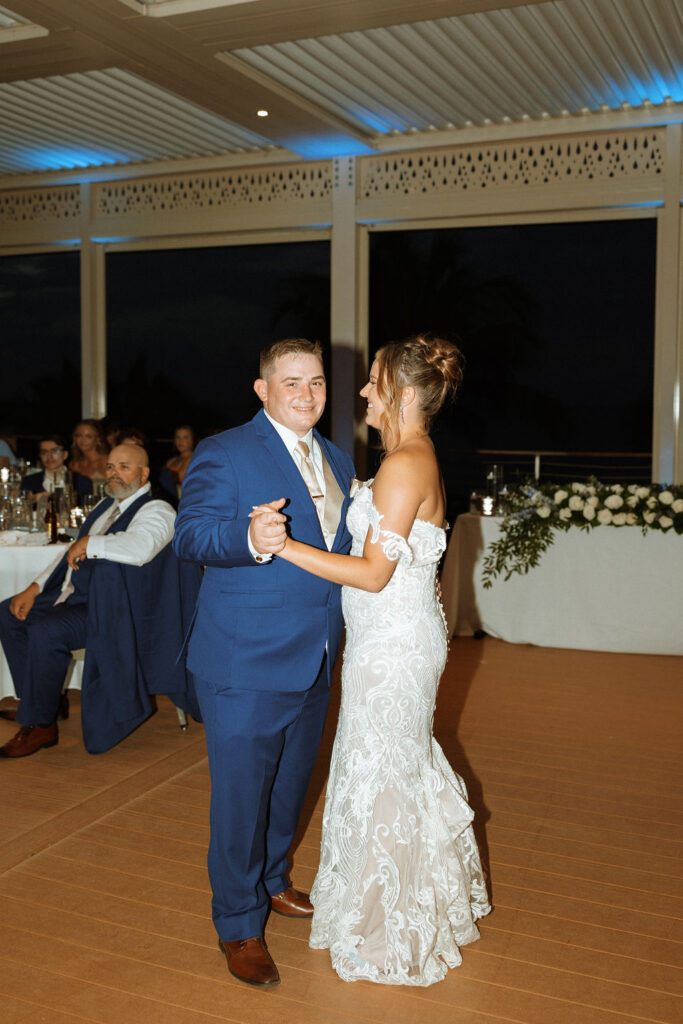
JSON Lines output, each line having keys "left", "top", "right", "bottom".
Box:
{"left": 440, "top": 514, "right": 683, "bottom": 655}
{"left": 0, "top": 540, "right": 84, "bottom": 698}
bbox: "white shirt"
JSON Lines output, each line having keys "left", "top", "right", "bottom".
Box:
{"left": 248, "top": 411, "right": 326, "bottom": 563}
{"left": 33, "top": 483, "right": 176, "bottom": 600}
{"left": 264, "top": 410, "right": 325, "bottom": 495}
{"left": 39, "top": 467, "right": 69, "bottom": 493}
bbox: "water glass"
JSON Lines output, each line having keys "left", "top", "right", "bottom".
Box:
{"left": 486, "top": 464, "right": 503, "bottom": 504}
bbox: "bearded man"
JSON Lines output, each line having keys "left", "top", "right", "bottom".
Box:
{"left": 0, "top": 443, "right": 199, "bottom": 757}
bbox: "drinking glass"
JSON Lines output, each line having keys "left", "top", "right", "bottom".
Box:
{"left": 486, "top": 464, "right": 503, "bottom": 500}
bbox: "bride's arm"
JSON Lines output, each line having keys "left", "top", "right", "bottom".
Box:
{"left": 263, "top": 454, "right": 422, "bottom": 593}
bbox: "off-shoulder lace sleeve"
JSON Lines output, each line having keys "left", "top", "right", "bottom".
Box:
{"left": 365, "top": 500, "right": 412, "bottom": 563}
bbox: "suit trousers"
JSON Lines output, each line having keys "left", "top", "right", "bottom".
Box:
{"left": 194, "top": 655, "right": 330, "bottom": 942}
{"left": 0, "top": 592, "right": 88, "bottom": 726}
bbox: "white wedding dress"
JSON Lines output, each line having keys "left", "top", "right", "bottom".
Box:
{"left": 309, "top": 482, "right": 491, "bottom": 986}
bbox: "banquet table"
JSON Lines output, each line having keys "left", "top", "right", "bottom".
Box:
{"left": 0, "top": 536, "right": 83, "bottom": 699}
{"left": 440, "top": 513, "right": 683, "bottom": 656}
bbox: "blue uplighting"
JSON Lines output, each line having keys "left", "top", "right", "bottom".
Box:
{"left": 34, "top": 148, "right": 115, "bottom": 170}
{"left": 286, "top": 133, "right": 376, "bottom": 158}
{"left": 603, "top": 68, "right": 683, "bottom": 107}
{"left": 610, "top": 201, "right": 664, "bottom": 210}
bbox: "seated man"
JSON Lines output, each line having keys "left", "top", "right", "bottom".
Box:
{"left": 22, "top": 434, "right": 92, "bottom": 503}
{"left": 0, "top": 443, "right": 199, "bottom": 758}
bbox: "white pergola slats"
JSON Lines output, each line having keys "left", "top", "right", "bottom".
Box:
{"left": 0, "top": 67, "right": 274, "bottom": 175}
{"left": 229, "top": 0, "right": 683, "bottom": 137}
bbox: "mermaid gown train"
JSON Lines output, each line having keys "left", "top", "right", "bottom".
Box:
{"left": 309, "top": 482, "right": 491, "bottom": 986}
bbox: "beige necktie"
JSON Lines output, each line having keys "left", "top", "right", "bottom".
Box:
{"left": 295, "top": 439, "right": 344, "bottom": 550}
{"left": 296, "top": 440, "right": 324, "bottom": 520}
{"left": 99, "top": 504, "right": 120, "bottom": 533}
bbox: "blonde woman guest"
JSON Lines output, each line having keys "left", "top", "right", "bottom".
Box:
{"left": 69, "top": 419, "right": 108, "bottom": 486}
{"left": 253, "top": 335, "right": 490, "bottom": 987}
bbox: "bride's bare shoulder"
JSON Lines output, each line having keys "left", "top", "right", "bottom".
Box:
{"left": 378, "top": 439, "right": 436, "bottom": 473}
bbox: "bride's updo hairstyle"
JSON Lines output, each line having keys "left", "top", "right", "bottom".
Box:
{"left": 375, "top": 334, "right": 464, "bottom": 452}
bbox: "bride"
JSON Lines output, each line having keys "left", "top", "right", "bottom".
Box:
{"left": 253, "top": 334, "right": 490, "bottom": 986}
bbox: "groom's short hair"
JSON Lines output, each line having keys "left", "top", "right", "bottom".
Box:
{"left": 259, "top": 338, "right": 323, "bottom": 379}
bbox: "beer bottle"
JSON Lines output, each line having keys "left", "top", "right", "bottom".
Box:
{"left": 44, "top": 494, "right": 59, "bottom": 543}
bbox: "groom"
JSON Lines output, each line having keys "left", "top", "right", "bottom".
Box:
{"left": 173, "top": 338, "right": 355, "bottom": 988}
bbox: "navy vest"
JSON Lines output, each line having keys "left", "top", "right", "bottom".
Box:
{"left": 43, "top": 492, "right": 154, "bottom": 602}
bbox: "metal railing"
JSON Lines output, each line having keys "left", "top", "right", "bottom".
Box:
{"left": 474, "top": 449, "right": 652, "bottom": 484}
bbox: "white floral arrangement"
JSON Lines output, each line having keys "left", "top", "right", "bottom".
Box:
{"left": 482, "top": 478, "right": 683, "bottom": 587}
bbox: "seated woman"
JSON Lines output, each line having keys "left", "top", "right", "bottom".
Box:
{"left": 99, "top": 416, "right": 121, "bottom": 451}
{"left": 160, "top": 424, "right": 195, "bottom": 504}
{"left": 22, "top": 434, "right": 92, "bottom": 503}
{"left": 69, "top": 419, "right": 108, "bottom": 491}
{"left": 118, "top": 426, "right": 149, "bottom": 449}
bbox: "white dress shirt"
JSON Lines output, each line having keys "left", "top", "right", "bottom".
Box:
{"left": 40, "top": 467, "right": 68, "bottom": 493}
{"left": 32, "top": 483, "right": 176, "bottom": 601}
{"left": 248, "top": 411, "right": 326, "bottom": 563}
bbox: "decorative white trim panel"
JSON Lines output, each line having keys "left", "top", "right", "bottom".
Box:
{"left": 359, "top": 130, "right": 666, "bottom": 202}
{"left": 0, "top": 186, "right": 81, "bottom": 226}
{"left": 95, "top": 163, "right": 332, "bottom": 219}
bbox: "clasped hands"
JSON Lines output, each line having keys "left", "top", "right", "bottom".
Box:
{"left": 249, "top": 498, "right": 288, "bottom": 556}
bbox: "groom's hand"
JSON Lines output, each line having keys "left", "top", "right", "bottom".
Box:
{"left": 249, "top": 498, "right": 288, "bottom": 554}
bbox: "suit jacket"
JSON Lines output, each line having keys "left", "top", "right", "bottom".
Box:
{"left": 173, "top": 409, "right": 355, "bottom": 691}
{"left": 44, "top": 493, "right": 201, "bottom": 753}
{"left": 22, "top": 469, "right": 92, "bottom": 502}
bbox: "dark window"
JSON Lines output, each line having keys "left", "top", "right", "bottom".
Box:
{"left": 370, "top": 220, "right": 656, "bottom": 502}
{"left": 106, "top": 241, "right": 331, "bottom": 440}
{"left": 0, "top": 251, "right": 81, "bottom": 449}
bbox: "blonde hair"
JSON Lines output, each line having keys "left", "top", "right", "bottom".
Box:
{"left": 71, "top": 418, "right": 108, "bottom": 461}
{"left": 259, "top": 338, "right": 323, "bottom": 379}
{"left": 375, "top": 335, "right": 464, "bottom": 452}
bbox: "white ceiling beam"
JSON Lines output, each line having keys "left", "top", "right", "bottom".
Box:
{"left": 372, "top": 101, "right": 683, "bottom": 151}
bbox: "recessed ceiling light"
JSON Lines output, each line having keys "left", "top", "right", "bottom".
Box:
{"left": 257, "top": 109, "right": 269, "bottom": 117}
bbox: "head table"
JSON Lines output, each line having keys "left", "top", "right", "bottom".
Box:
{"left": 440, "top": 513, "right": 683, "bottom": 656}
{"left": 0, "top": 536, "right": 84, "bottom": 699}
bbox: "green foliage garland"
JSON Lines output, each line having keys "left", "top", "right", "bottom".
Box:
{"left": 482, "top": 478, "right": 683, "bottom": 588}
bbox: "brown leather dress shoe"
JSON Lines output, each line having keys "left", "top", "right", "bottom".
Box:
{"left": 0, "top": 709, "right": 17, "bottom": 721}
{"left": 218, "top": 937, "right": 280, "bottom": 987}
{"left": 0, "top": 724, "right": 58, "bottom": 758}
{"left": 270, "top": 886, "right": 313, "bottom": 918}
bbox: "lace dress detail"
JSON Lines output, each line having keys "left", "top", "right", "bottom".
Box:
{"left": 309, "top": 482, "right": 491, "bottom": 986}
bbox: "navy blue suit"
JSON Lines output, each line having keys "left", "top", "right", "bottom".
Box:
{"left": 173, "top": 409, "right": 354, "bottom": 941}
{"left": 0, "top": 493, "right": 200, "bottom": 753}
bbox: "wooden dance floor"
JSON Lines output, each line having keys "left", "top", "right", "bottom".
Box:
{"left": 0, "top": 637, "right": 680, "bottom": 1024}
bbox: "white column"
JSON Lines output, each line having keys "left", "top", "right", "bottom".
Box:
{"left": 652, "top": 124, "right": 682, "bottom": 483}
{"left": 79, "top": 183, "right": 107, "bottom": 419}
{"left": 330, "top": 156, "right": 368, "bottom": 471}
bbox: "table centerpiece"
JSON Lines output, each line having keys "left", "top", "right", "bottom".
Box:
{"left": 482, "top": 479, "right": 683, "bottom": 587}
